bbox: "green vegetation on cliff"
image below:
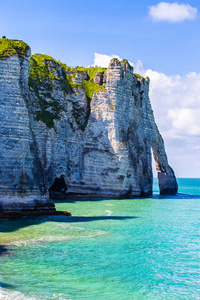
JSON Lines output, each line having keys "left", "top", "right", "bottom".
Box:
{"left": 121, "top": 59, "right": 128, "bottom": 64}
{"left": 0, "top": 39, "right": 30, "bottom": 59}
{"left": 29, "top": 54, "right": 73, "bottom": 94}
{"left": 61, "top": 65, "right": 106, "bottom": 100}
{"left": 29, "top": 54, "right": 107, "bottom": 130}
{"left": 71, "top": 66, "right": 106, "bottom": 131}
{"left": 82, "top": 67, "right": 106, "bottom": 100}
{"left": 133, "top": 73, "right": 144, "bottom": 79}
{"left": 29, "top": 54, "right": 68, "bottom": 129}
{"left": 0, "top": 40, "right": 146, "bottom": 131}
{"left": 111, "top": 58, "right": 120, "bottom": 63}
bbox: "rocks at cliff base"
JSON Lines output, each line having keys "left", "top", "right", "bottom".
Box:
{"left": 0, "top": 246, "right": 13, "bottom": 257}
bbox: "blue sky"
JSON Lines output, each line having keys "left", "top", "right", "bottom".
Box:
{"left": 1, "top": 0, "right": 200, "bottom": 178}
{"left": 1, "top": 0, "right": 199, "bottom": 74}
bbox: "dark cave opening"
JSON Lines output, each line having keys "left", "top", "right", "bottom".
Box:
{"left": 49, "top": 175, "right": 68, "bottom": 199}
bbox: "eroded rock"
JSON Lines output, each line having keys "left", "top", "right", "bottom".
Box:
{"left": 0, "top": 40, "right": 178, "bottom": 216}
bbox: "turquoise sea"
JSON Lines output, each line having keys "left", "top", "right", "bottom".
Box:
{"left": 0, "top": 178, "right": 200, "bottom": 300}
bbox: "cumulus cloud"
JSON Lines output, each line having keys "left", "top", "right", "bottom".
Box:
{"left": 145, "top": 68, "right": 200, "bottom": 137}
{"left": 168, "top": 108, "right": 200, "bottom": 136}
{"left": 93, "top": 53, "right": 122, "bottom": 67}
{"left": 144, "top": 67, "right": 200, "bottom": 177}
{"left": 133, "top": 60, "right": 146, "bottom": 75}
{"left": 149, "top": 2, "right": 197, "bottom": 22}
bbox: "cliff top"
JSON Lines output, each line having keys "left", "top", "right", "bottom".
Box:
{"left": 29, "top": 53, "right": 107, "bottom": 99}
{"left": 0, "top": 39, "right": 145, "bottom": 80}
{"left": 0, "top": 38, "right": 30, "bottom": 59}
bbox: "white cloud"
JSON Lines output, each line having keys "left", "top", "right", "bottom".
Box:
{"left": 93, "top": 53, "right": 122, "bottom": 67}
{"left": 133, "top": 60, "right": 146, "bottom": 75}
{"left": 145, "top": 68, "right": 200, "bottom": 138}
{"left": 144, "top": 67, "right": 200, "bottom": 177}
{"left": 93, "top": 53, "right": 135, "bottom": 68}
{"left": 149, "top": 2, "right": 197, "bottom": 22}
{"left": 168, "top": 108, "right": 200, "bottom": 136}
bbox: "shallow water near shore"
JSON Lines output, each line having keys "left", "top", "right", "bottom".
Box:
{"left": 0, "top": 178, "right": 200, "bottom": 299}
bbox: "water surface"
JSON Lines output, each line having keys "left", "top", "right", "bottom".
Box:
{"left": 0, "top": 179, "right": 200, "bottom": 299}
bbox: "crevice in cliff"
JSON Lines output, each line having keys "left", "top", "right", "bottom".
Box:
{"left": 49, "top": 175, "right": 68, "bottom": 199}
{"left": 17, "top": 49, "right": 48, "bottom": 196}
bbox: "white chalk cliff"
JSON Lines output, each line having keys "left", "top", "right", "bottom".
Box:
{"left": 0, "top": 40, "right": 178, "bottom": 217}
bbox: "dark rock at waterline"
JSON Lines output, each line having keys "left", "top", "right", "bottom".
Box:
{"left": 0, "top": 246, "right": 13, "bottom": 257}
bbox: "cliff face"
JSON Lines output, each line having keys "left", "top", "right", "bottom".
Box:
{"left": 0, "top": 39, "right": 178, "bottom": 214}
{"left": 0, "top": 41, "right": 55, "bottom": 215}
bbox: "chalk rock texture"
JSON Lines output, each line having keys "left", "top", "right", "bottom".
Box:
{"left": 0, "top": 41, "right": 178, "bottom": 215}
{"left": 0, "top": 47, "right": 55, "bottom": 214}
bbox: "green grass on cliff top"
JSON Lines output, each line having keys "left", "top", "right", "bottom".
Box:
{"left": 59, "top": 63, "right": 107, "bottom": 100}
{"left": 82, "top": 67, "right": 107, "bottom": 100}
{"left": 30, "top": 54, "right": 107, "bottom": 100}
{"left": 133, "top": 73, "right": 144, "bottom": 79}
{"left": 0, "top": 38, "right": 30, "bottom": 59}
{"left": 29, "top": 54, "right": 70, "bottom": 129}
{"left": 29, "top": 54, "right": 66, "bottom": 86}
{"left": 29, "top": 54, "right": 145, "bottom": 129}
{"left": 29, "top": 54, "right": 107, "bottom": 129}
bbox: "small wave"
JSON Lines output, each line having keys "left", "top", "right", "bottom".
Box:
{"left": 55, "top": 223, "right": 86, "bottom": 230}
{"left": 4, "top": 230, "right": 109, "bottom": 246}
{"left": 0, "top": 289, "right": 72, "bottom": 300}
{"left": 85, "top": 230, "right": 109, "bottom": 238}
{"left": 105, "top": 210, "right": 113, "bottom": 216}
{"left": 0, "top": 289, "right": 37, "bottom": 300}
{"left": 5, "top": 235, "right": 76, "bottom": 246}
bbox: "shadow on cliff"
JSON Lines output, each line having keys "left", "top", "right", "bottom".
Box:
{"left": 0, "top": 215, "right": 137, "bottom": 233}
